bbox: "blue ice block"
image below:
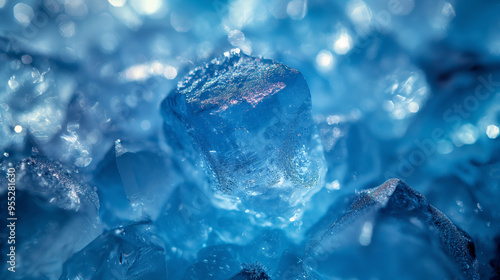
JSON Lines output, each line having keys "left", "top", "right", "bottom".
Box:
{"left": 304, "top": 179, "right": 479, "bottom": 280}
{"left": 161, "top": 49, "right": 326, "bottom": 225}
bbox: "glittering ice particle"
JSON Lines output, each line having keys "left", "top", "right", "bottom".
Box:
{"left": 161, "top": 50, "right": 326, "bottom": 225}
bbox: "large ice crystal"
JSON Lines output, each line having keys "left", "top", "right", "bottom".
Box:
{"left": 304, "top": 179, "right": 479, "bottom": 280}
{"left": 161, "top": 50, "right": 326, "bottom": 225}
{"left": 0, "top": 155, "right": 101, "bottom": 280}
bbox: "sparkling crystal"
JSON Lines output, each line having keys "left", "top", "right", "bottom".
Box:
{"left": 161, "top": 50, "right": 326, "bottom": 225}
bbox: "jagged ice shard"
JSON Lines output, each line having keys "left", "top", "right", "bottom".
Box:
{"left": 304, "top": 179, "right": 479, "bottom": 280}
{"left": 0, "top": 155, "right": 102, "bottom": 280}
{"left": 161, "top": 50, "right": 326, "bottom": 225}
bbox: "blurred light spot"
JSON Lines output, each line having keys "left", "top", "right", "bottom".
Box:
{"left": 140, "top": 120, "right": 151, "bottom": 131}
{"left": 59, "top": 21, "right": 76, "bottom": 38}
{"left": 326, "top": 180, "right": 340, "bottom": 190}
{"left": 75, "top": 150, "right": 92, "bottom": 167}
{"left": 13, "top": 3, "right": 34, "bottom": 26}
{"left": 333, "top": 30, "right": 353, "bottom": 55}
{"left": 454, "top": 124, "right": 479, "bottom": 146}
{"left": 326, "top": 115, "right": 341, "bottom": 125}
{"left": 67, "top": 123, "right": 80, "bottom": 132}
{"left": 227, "top": 0, "right": 262, "bottom": 29}
{"left": 437, "top": 140, "right": 453, "bottom": 154}
{"left": 108, "top": 0, "right": 126, "bottom": 7}
{"left": 289, "top": 211, "right": 300, "bottom": 222}
{"left": 0, "top": 0, "right": 6, "bottom": 8}
{"left": 286, "top": 0, "right": 307, "bottom": 20}
{"left": 228, "top": 30, "right": 245, "bottom": 47}
{"left": 11, "top": 60, "right": 21, "bottom": 70}
{"left": 442, "top": 2, "right": 455, "bottom": 18}
{"left": 163, "top": 66, "right": 177, "bottom": 79}
{"left": 150, "top": 61, "right": 164, "bottom": 75}
{"left": 125, "top": 65, "right": 149, "bottom": 81}
{"left": 351, "top": 108, "right": 362, "bottom": 120}
{"left": 21, "top": 55, "right": 32, "bottom": 64}
{"left": 392, "top": 109, "right": 406, "bottom": 120}
{"left": 101, "top": 33, "right": 119, "bottom": 53}
{"left": 131, "top": 0, "right": 162, "bottom": 15}
{"left": 8, "top": 76, "right": 19, "bottom": 91}
{"left": 125, "top": 94, "right": 138, "bottom": 108}
{"left": 315, "top": 50, "right": 335, "bottom": 71}
{"left": 359, "top": 221, "right": 373, "bottom": 246}
{"left": 60, "top": 47, "right": 78, "bottom": 63}
{"left": 197, "top": 41, "right": 214, "bottom": 59}
{"left": 64, "top": 0, "right": 88, "bottom": 17}
{"left": 388, "top": 0, "right": 414, "bottom": 15}
{"left": 270, "top": 0, "right": 289, "bottom": 19}
{"left": 487, "top": 125, "right": 499, "bottom": 139}
{"left": 170, "top": 11, "right": 192, "bottom": 32}
{"left": 347, "top": 0, "right": 372, "bottom": 29}
{"left": 14, "top": 125, "right": 23, "bottom": 133}
{"left": 408, "top": 102, "right": 419, "bottom": 113}
{"left": 383, "top": 100, "right": 394, "bottom": 112}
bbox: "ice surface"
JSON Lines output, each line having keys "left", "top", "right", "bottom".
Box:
{"left": 161, "top": 50, "right": 326, "bottom": 225}
{"left": 59, "top": 223, "right": 167, "bottom": 280}
{"left": 0, "top": 155, "right": 102, "bottom": 280}
{"left": 304, "top": 179, "right": 479, "bottom": 280}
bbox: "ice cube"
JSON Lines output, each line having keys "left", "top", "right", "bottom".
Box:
{"left": 161, "top": 50, "right": 326, "bottom": 225}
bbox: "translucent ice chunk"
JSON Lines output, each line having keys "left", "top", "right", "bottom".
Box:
{"left": 0, "top": 155, "right": 101, "bottom": 279}
{"left": 304, "top": 179, "right": 479, "bottom": 280}
{"left": 59, "top": 223, "right": 167, "bottom": 280}
{"left": 94, "top": 139, "right": 182, "bottom": 226}
{"left": 161, "top": 50, "right": 326, "bottom": 225}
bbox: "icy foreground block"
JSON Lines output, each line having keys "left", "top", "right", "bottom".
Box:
{"left": 161, "top": 50, "right": 326, "bottom": 224}
{"left": 304, "top": 179, "right": 479, "bottom": 280}
{"left": 0, "top": 156, "right": 101, "bottom": 279}
{"left": 60, "top": 223, "right": 167, "bottom": 280}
